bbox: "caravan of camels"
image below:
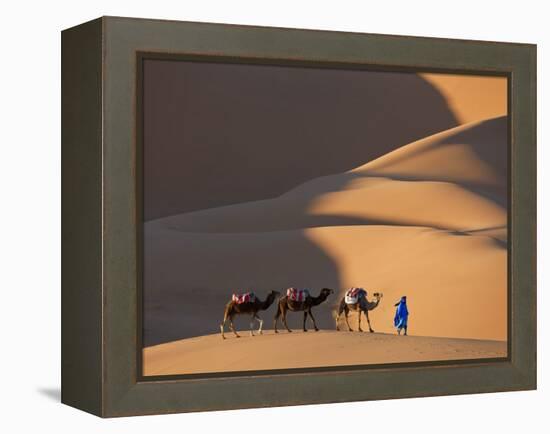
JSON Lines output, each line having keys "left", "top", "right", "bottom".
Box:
{"left": 220, "top": 287, "right": 388, "bottom": 339}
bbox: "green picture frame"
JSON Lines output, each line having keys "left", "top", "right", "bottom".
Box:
{"left": 61, "top": 16, "right": 536, "bottom": 417}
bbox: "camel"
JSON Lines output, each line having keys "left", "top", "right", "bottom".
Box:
{"left": 335, "top": 291, "right": 383, "bottom": 332}
{"left": 220, "top": 290, "right": 280, "bottom": 339}
{"left": 273, "top": 288, "right": 334, "bottom": 333}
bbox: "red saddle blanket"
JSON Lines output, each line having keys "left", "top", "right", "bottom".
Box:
{"left": 286, "top": 288, "right": 309, "bottom": 302}
{"left": 232, "top": 292, "right": 256, "bottom": 304}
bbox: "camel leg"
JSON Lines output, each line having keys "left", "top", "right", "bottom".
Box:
{"left": 358, "top": 308, "right": 363, "bottom": 332}
{"left": 303, "top": 312, "right": 308, "bottom": 332}
{"left": 365, "top": 309, "right": 374, "bottom": 333}
{"left": 273, "top": 303, "right": 281, "bottom": 333}
{"left": 220, "top": 320, "right": 226, "bottom": 340}
{"left": 344, "top": 306, "right": 353, "bottom": 331}
{"left": 229, "top": 315, "right": 240, "bottom": 338}
{"left": 249, "top": 313, "right": 255, "bottom": 337}
{"left": 220, "top": 306, "right": 230, "bottom": 340}
{"left": 308, "top": 308, "right": 319, "bottom": 332}
{"left": 281, "top": 305, "right": 292, "bottom": 333}
{"left": 254, "top": 313, "right": 264, "bottom": 334}
{"left": 282, "top": 312, "right": 292, "bottom": 333}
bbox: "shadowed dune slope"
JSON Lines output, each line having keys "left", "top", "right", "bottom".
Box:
{"left": 143, "top": 331, "right": 506, "bottom": 376}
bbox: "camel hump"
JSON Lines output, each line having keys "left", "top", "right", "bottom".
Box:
{"left": 232, "top": 292, "right": 256, "bottom": 304}
{"left": 286, "top": 287, "right": 310, "bottom": 302}
{"left": 345, "top": 287, "right": 366, "bottom": 304}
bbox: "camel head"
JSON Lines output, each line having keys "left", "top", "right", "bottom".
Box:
{"left": 320, "top": 288, "right": 334, "bottom": 297}
{"left": 366, "top": 292, "right": 383, "bottom": 310}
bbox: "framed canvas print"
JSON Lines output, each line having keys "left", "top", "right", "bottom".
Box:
{"left": 61, "top": 16, "right": 536, "bottom": 417}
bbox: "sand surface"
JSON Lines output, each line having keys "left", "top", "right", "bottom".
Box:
{"left": 143, "top": 330, "right": 506, "bottom": 376}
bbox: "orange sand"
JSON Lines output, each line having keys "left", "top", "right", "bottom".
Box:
{"left": 143, "top": 331, "right": 506, "bottom": 376}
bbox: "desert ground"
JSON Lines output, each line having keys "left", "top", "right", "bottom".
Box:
{"left": 143, "top": 331, "right": 507, "bottom": 376}
{"left": 142, "top": 71, "right": 508, "bottom": 375}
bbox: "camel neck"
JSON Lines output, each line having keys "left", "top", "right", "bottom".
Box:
{"left": 312, "top": 294, "right": 328, "bottom": 306}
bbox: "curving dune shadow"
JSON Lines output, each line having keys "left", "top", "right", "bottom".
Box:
{"left": 143, "top": 60, "right": 458, "bottom": 220}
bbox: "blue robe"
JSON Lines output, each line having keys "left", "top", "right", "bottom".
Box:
{"left": 394, "top": 300, "right": 409, "bottom": 329}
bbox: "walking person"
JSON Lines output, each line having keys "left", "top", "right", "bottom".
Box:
{"left": 394, "top": 296, "right": 409, "bottom": 335}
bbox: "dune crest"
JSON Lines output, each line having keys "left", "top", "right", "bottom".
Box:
{"left": 351, "top": 116, "right": 507, "bottom": 188}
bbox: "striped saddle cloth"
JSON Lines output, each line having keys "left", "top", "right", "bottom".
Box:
{"left": 232, "top": 292, "right": 256, "bottom": 304}
{"left": 286, "top": 287, "right": 309, "bottom": 302}
{"left": 345, "top": 287, "right": 365, "bottom": 305}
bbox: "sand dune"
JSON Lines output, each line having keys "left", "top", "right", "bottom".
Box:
{"left": 144, "top": 64, "right": 507, "bottom": 220}
{"left": 143, "top": 331, "right": 506, "bottom": 376}
{"left": 144, "top": 114, "right": 508, "bottom": 355}
{"left": 151, "top": 178, "right": 504, "bottom": 234}
{"left": 352, "top": 116, "right": 507, "bottom": 189}
{"left": 144, "top": 65, "right": 461, "bottom": 220}
{"left": 149, "top": 117, "right": 507, "bottom": 235}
